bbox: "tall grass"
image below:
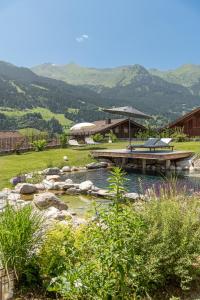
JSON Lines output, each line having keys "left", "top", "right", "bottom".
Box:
{"left": 0, "top": 204, "right": 45, "bottom": 280}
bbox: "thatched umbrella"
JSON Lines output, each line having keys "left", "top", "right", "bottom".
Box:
{"left": 103, "top": 106, "right": 151, "bottom": 145}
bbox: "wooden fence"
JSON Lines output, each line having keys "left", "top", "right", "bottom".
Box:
{"left": 0, "top": 136, "right": 61, "bottom": 154}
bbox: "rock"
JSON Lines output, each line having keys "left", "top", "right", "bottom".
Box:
{"left": 125, "top": 192, "right": 143, "bottom": 201}
{"left": 66, "top": 187, "right": 81, "bottom": 194}
{"left": 35, "top": 183, "right": 46, "bottom": 191}
{"left": 79, "top": 180, "right": 93, "bottom": 192}
{"left": 92, "top": 189, "right": 113, "bottom": 198}
{"left": 33, "top": 192, "right": 68, "bottom": 210}
{"left": 42, "top": 179, "right": 55, "bottom": 190}
{"left": 176, "top": 156, "right": 195, "bottom": 171}
{"left": 53, "top": 181, "right": 73, "bottom": 190}
{"left": 43, "top": 167, "right": 61, "bottom": 175}
{"left": 63, "top": 156, "right": 68, "bottom": 161}
{"left": 86, "top": 162, "right": 108, "bottom": 169}
{"left": 62, "top": 166, "right": 71, "bottom": 172}
{"left": 46, "top": 175, "right": 61, "bottom": 182}
{"left": 170, "top": 165, "right": 176, "bottom": 171}
{"left": 15, "top": 183, "right": 38, "bottom": 194}
{"left": 71, "top": 166, "right": 79, "bottom": 172}
{"left": 65, "top": 179, "right": 73, "bottom": 185}
{"left": 0, "top": 192, "right": 7, "bottom": 199}
{"left": 55, "top": 210, "right": 71, "bottom": 221}
{"left": 43, "top": 206, "right": 59, "bottom": 218}
{"left": 7, "top": 193, "right": 21, "bottom": 201}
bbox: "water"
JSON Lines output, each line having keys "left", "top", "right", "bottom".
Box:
{"left": 64, "top": 168, "right": 200, "bottom": 193}
{"left": 61, "top": 169, "right": 200, "bottom": 216}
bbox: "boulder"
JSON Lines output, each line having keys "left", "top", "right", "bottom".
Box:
{"left": 35, "top": 183, "right": 46, "bottom": 191}
{"left": 71, "top": 166, "right": 79, "bottom": 172}
{"left": 176, "top": 156, "right": 195, "bottom": 171}
{"left": 66, "top": 187, "right": 81, "bottom": 195}
{"left": 65, "top": 179, "right": 73, "bottom": 185}
{"left": 53, "top": 181, "right": 73, "bottom": 190}
{"left": 43, "top": 167, "right": 61, "bottom": 175}
{"left": 33, "top": 192, "right": 68, "bottom": 210}
{"left": 125, "top": 192, "right": 143, "bottom": 201}
{"left": 42, "top": 179, "right": 55, "bottom": 190}
{"left": 0, "top": 192, "right": 7, "bottom": 199}
{"left": 43, "top": 206, "right": 60, "bottom": 219}
{"left": 46, "top": 175, "right": 61, "bottom": 182}
{"left": 86, "top": 162, "right": 108, "bottom": 169}
{"left": 15, "top": 183, "right": 38, "bottom": 194}
{"left": 7, "top": 193, "right": 21, "bottom": 201}
{"left": 79, "top": 180, "right": 93, "bottom": 192}
{"left": 92, "top": 189, "right": 113, "bottom": 198}
{"left": 62, "top": 166, "right": 71, "bottom": 172}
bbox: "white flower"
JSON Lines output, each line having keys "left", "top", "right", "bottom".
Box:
{"left": 74, "top": 279, "right": 83, "bottom": 288}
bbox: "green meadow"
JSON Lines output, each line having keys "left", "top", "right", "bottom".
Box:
{"left": 0, "top": 141, "right": 199, "bottom": 190}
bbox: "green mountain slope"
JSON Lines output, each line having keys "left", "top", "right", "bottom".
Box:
{"left": 32, "top": 63, "right": 200, "bottom": 119}
{"left": 149, "top": 64, "right": 200, "bottom": 88}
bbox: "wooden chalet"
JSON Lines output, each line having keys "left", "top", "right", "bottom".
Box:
{"left": 168, "top": 107, "right": 200, "bottom": 137}
{"left": 70, "top": 118, "right": 146, "bottom": 139}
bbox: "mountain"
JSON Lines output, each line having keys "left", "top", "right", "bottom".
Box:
{"left": 149, "top": 64, "right": 200, "bottom": 91}
{"left": 0, "top": 61, "right": 113, "bottom": 120}
{"left": 32, "top": 63, "right": 200, "bottom": 119}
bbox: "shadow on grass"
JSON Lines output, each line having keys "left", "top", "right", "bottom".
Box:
{"left": 72, "top": 146, "right": 107, "bottom": 151}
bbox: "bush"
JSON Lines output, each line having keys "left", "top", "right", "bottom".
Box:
{"left": 92, "top": 133, "right": 104, "bottom": 143}
{"left": 32, "top": 139, "right": 47, "bottom": 151}
{"left": 41, "top": 168, "right": 200, "bottom": 299}
{"left": 105, "top": 130, "right": 118, "bottom": 143}
{"left": 60, "top": 133, "right": 68, "bottom": 148}
{"left": 0, "top": 204, "right": 45, "bottom": 281}
{"left": 39, "top": 224, "right": 76, "bottom": 283}
{"left": 171, "top": 127, "right": 188, "bottom": 142}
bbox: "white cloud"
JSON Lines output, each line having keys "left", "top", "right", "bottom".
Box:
{"left": 76, "top": 34, "right": 89, "bottom": 43}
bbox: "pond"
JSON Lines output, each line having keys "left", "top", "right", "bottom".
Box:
{"left": 61, "top": 168, "right": 200, "bottom": 216}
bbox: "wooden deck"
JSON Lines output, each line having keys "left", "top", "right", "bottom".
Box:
{"left": 92, "top": 149, "right": 194, "bottom": 169}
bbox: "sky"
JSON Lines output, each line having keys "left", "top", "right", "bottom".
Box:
{"left": 0, "top": 0, "right": 200, "bottom": 69}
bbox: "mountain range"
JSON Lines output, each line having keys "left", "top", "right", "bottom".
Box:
{"left": 0, "top": 60, "right": 200, "bottom": 131}
{"left": 32, "top": 63, "right": 200, "bottom": 119}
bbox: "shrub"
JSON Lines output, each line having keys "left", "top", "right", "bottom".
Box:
{"left": 32, "top": 139, "right": 47, "bottom": 151}
{"left": 60, "top": 133, "right": 68, "bottom": 148}
{"left": 45, "top": 168, "right": 200, "bottom": 299}
{"left": 39, "top": 224, "right": 76, "bottom": 283}
{"left": 92, "top": 133, "right": 104, "bottom": 143}
{"left": 105, "top": 130, "right": 118, "bottom": 143}
{"left": 171, "top": 127, "right": 188, "bottom": 142}
{"left": 0, "top": 204, "right": 45, "bottom": 281}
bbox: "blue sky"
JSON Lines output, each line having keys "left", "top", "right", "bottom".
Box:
{"left": 0, "top": 0, "right": 200, "bottom": 69}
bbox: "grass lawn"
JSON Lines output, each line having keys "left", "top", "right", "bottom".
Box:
{"left": 0, "top": 141, "right": 199, "bottom": 190}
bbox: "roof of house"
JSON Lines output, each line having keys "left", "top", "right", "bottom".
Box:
{"left": 168, "top": 107, "right": 200, "bottom": 128}
{"left": 70, "top": 118, "right": 146, "bottom": 136}
{"left": 0, "top": 131, "right": 22, "bottom": 139}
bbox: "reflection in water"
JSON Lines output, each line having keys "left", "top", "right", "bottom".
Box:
{"left": 65, "top": 168, "right": 200, "bottom": 193}
{"left": 61, "top": 168, "right": 200, "bottom": 216}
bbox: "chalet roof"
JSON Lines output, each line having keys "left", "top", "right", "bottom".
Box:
{"left": 70, "top": 118, "right": 146, "bottom": 136}
{"left": 168, "top": 107, "right": 200, "bottom": 128}
{"left": 0, "top": 131, "right": 22, "bottom": 138}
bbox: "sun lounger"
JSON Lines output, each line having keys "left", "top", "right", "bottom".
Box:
{"left": 85, "top": 137, "right": 99, "bottom": 145}
{"left": 128, "top": 138, "right": 174, "bottom": 151}
{"left": 68, "top": 139, "right": 84, "bottom": 147}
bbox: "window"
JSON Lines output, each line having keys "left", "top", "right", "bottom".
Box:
{"left": 114, "top": 127, "right": 119, "bottom": 133}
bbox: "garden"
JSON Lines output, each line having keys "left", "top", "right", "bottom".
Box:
{"left": 1, "top": 167, "right": 200, "bottom": 299}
